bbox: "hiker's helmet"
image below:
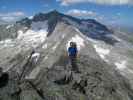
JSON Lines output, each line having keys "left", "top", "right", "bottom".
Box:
{"left": 70, "top": 42, "right": 77, "bottom": 48}
{"left": 70, "top": 42, "right": 74, "bottom": 47}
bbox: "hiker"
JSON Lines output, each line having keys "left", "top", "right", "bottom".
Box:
{"left": 31, "top": 51, "right": 40, "bottom": 64}
{"left": 19, "top": 49, "right": 41, "bottom": 80}
{"left": 68, "top": 42, "right": 79, "bottom": 72}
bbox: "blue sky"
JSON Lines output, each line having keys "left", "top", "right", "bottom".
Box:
{"left": 0, "top": 0, "right": 133, "bottom": 29}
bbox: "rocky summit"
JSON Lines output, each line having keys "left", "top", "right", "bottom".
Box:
{"left": 0, "top": 10, "right": 133, "bottom": 100}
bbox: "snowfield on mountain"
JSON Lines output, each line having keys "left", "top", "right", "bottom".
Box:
{"left": 0, "top": 10, "right": 133, "bottom": 100}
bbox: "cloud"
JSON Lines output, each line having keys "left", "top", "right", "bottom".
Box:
{"left": 67, "top": 9, "right": 96, "bottom": 17}
{"left": 66, "top": 9, "right": 112, "bottom": 26}
{"left": 0, "top": 11, "right": 25, "bottom": 23}
{"left": 57, "top": 0, "right": 133, "bottom": 6}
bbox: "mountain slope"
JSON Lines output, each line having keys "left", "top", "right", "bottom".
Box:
{"left": 0, "top": 11, "right": 133, "bottom": 100}
{"left": 12, "top": 10, "right": 117, "bottom": 44}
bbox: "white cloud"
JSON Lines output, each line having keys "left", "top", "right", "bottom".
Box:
{"left": 0, "top": 12, "right": 25, "bottom": 17}
{"left": 1, "top": 17, "right": 15, "bottom": 22}
{"left": 56, "top": 0, "right": 84, "bottom": 6}
{"left": 66, "top": 9, "right": 107, "bottom": 23}
{"left": 67, "top": 9, "right": 96, "bottom": 17}
{"left": 57, "top": 0, "right": 133, "bottom": 6}
{"left": 0, "top": 11, "right": 25, "bottom": 22}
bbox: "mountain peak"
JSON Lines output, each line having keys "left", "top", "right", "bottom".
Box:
{"left": 32, "top": 10, "right": 63, "bottom": 22}
{"left": 49, "top": 10, "right": 60, "bottom": 14}
{"left": 46, "top": 10, "right": 65, "bottom": 18}
{"left": 16, "top": 10, "right": 117, "bottom": 44}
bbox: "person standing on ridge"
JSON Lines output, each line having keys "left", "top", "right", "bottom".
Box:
{"left": 68, "top": 42, "right": 79, "bottom": 72}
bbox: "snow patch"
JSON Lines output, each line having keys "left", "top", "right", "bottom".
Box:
{"left": 17, "top": 30, "right": 24, "bottom": 39}
{"left": 6, "top": 24, "right": 13, "bottom": 29}
{"left": 74, "top": 28, "right": 82, "bottom": 34}
{"left": 0, "top": 39, "right": 12, "bottom": 44}
{"left": 42, "top": 44, "right": 48, "bottom": 49}
{"left": 112, "top": 35, "right": 121, "bottom": 42}
{"left": 17, "top": 29, "right": 48, "bottom": 47}
{"left": 62, "top": 34, "right": 65, "bottom": 39}
{"left": 74, "top": 27, "right": 98, "bottom": 44}
{"left": 87, "top": 38, "right": 98, "bottom": 44}
{"left": 115, "top": 61, "right": 127, "bottom": 70}
{"left": 106, "top": 34, "right": 121, "bottom": 42}
{"left": 94, "top": 45, "right": 110, "bottom": 60}
{"left": 16, "top": 21, "right": 48, "bottom": 48}
{"left": 115, "top": 61, "right": 133, "bottom": 75}
{"left": 26, "top": 67, "right": 40, "bottom": 79}
{"left": 23, "top": 27, "right": 28, "bottom": 30}
{"left": 52, "top": 42, "right": 60, "bottom": 51}
{"left": 0, "top": 39, "right": 14, "bottom": 47}
{"left": 128, "top": 69, "right": 133, "bottom": 74}
{"left": 18, "top": 29, "right": 47, "bottom": 43}
{"left": 44, "top": 56, "right": 48, "bottom": 60}
{"left": 67, "top": 34, "right": 85, "bottom": 51}
{"left": 31, "top": 21, "right": 48, "bottom": 31}
{"left": 29, "top": 16, "right": 33, "bottom": 19}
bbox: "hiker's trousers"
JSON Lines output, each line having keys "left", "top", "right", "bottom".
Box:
{"left": 69, "top": 56, "right": 77, "bottom": 71}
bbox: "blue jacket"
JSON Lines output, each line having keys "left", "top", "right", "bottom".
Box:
{"left": 68, "top": 47, "right": 77, "bottom": 57}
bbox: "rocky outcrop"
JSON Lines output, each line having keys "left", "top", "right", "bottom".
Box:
{"left": 1, "top": 54, "right": 133, "bottom": 100}
{"left": 36, "top": 55, "right": 133, "bottom": 100}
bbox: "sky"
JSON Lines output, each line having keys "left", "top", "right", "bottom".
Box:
{"left": 0, "top": 0, "right": 133, "bottom": 29}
